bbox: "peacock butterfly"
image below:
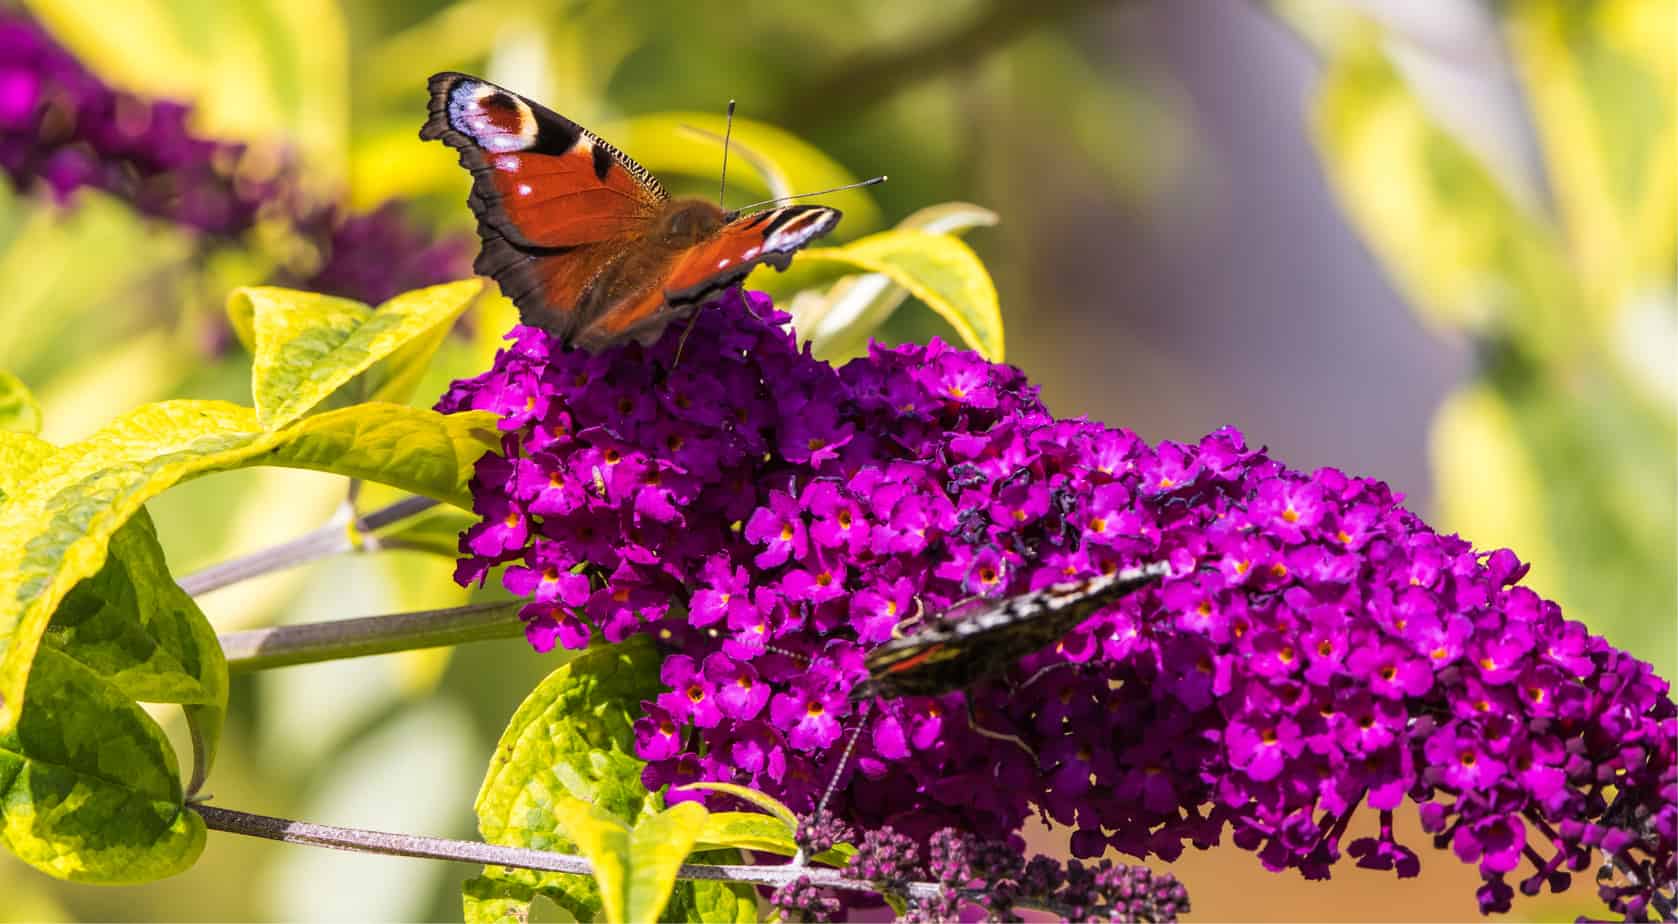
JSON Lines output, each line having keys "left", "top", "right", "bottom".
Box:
{"left": 421, "top": 72, "right": 842, "bottom": 351}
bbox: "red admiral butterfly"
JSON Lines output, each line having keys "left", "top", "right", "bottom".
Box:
{"left": 850, "top": 561, "right": 1170, "bottom": 701}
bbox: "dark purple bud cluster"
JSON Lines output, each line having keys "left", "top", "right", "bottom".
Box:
{"left": 795, "top": 808, "right": 855, "bottom": 857}
{"left": 0, "top": 10, "right": 469, "bottom": 307}
{"left": 846, "top": 825, "right": 923, "bottom": 890}
{"left": 769, "top": 875, "right": 842, "bottom": 923}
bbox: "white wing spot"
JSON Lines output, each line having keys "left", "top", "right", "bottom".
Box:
{"left": 517, "top": 183, "right": 533, "bottom": 196}
{"left": 494, "top": 154, "right": 521, "bottom": 172}
{"left": 716, "top": 258, "right": 731, "bottom": 268}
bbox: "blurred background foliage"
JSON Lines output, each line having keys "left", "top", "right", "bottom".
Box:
{"left": 0, "top": 0, "right": 1670, "bottom": 921}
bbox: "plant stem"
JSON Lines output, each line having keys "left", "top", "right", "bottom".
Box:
{"left": 192, "top": 804, "right": 943, "bottom": 899}
{"left": 774, "top": 0, "right": 1114, "bottom": 132}
{"left": 219, "top": 601, "right": 524, "bottom": 673}
{"left": 177, "top": 496, "right": 440, "bottom": 597}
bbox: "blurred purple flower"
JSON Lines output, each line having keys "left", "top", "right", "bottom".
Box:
{"left": 0, "top": 10, "right": 470, "bottom": 308}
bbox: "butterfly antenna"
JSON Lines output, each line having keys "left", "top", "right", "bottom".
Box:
{"left": 814, "top": 698, "right": 872, "bottom": 822}
{"left": 718, "top": 99, "right": 736, "bottom": 207}
{"left": 732, "top": 175, "right": 887, "bottom": 214}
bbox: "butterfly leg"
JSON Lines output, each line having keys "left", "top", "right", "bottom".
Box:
{"left": 964, "top": 693, "right": 1035, "bottom": 760}
{"left": 671, "top": 316, "right": 700, "bottom": 368}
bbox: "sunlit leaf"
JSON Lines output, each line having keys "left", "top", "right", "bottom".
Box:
{"left": 0, "top": 399, "right": 495, "bottom": 731}
{"left": 374, "top": 507, "right": 477, "bottom": 558}
{"left": 261, "top": 403, "right": 497, "bottom": 508}
{"left": 24, "top": 0, "right": 349, "bottom": 183}
{"left": 694, "top": 811, "right": 795, "bottom": 856}
{"left": 553, "top": 796, "right": 709, "bottom": 924}
{"left": 607, "top": 113, "right": 883, "bottom": 235}
{"left": 1506, "top": 0, "right": 1676, "bottom": 316}
{"left": 0, "top": 647, "right": 204, "bottom": 882}
{"left": 473, "top": 637, "right": 662, "bottom": 921}
{"left": 1432, "top": 378, "right": 1677, "bottom": 680}
{"left": 45, "top": 510, "right": 228, "bottom": 793}
{"left": 0, "top": 432, "right": 53, "bottom": 500}
{"left": 784, "top": 229, "right": 1003, "bottom": 360}
{"left": 229, "top": 280, "right": 483, "bottom": 429}
{"left": 462, "top": 874, "right": 537, "bottom": 924}
{"left": 0, "top": 372, "right": 41, "bottom": 435}
{"left": 783, "top": 203, "right": 999, "bottom": 360}
{"left": 1312, "top": 33, "right": 1581, "bottom": 350}
{"left": 675, "top": 781, "right": 797, "bottom": 831}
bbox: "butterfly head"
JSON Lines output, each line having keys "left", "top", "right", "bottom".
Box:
{"left": 658, "top": 199, "right": 729, "bottom": 247}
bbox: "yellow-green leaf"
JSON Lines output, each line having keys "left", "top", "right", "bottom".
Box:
{"left": 45, "top": 509, "right": 228, "bottom": 794}
{"left": 676, "top": 781, "right": 798, "bottom": 830}
{"left": 607, "top": 113, "right": 883, "bottom": 235}
{"left": 787, "top": 229, "right": 1003, "bottom": 360}
{"left": 0, "top": 372, "right": 41, "bottom": 435}
{"left": 24, "top": 0, "right": 349, "bottom": 183}
{"left": 1312, "top": 33, "right": 1581, "bottom": 350}
{"left": 257, "top": 404, "right": 497, "bottom": 509}
{"left": 0, "top": 400, "right": 495, "bottom": 731}
{"left": 556, "top": 796, "right": 710, "bottom": 924}
{"left": 474, "top": 637, "right": 662, "bottom": 921}
{"left": 786, "top": 202, "right": 999, "bottom": 360}
{"left": 229, "top": 280, "right": 484, "bottom": 429}
{"left": 0, "top": 431, "right": 54, "bottom": 500}
{"left": 0, "top": 647, "right": 204, "bottom": 882}
{"left": 695, "top": 811, "right": 797, "bottom": 856}
{"left": 1507, "top": 0, "right": 1677, "bottom": 316}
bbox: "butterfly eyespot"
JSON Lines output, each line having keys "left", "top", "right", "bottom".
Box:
{"left": 493, "top": 154, "right": 521, "bottom": 171}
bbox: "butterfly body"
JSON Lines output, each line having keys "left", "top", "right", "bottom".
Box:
{"left": 851, "top": 562, "right": 1170, "bottom": 701}
{"left": 422, "top": 72, "right": 840, "bottom": 350}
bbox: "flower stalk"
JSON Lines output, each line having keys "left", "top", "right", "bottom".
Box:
{"left": 178, "top": 495, "right": 439, "bottom": 597}
{"left": 218, "top": 599, "right": 523, "bottom": 673}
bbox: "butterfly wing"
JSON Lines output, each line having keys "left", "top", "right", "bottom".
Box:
{"left": 421, "top": 72, "right": 664, "bottom": 339}
{"left": 852, "top": 563, "right": 1170, "bottom": 701}
{"left": 573, "top": 204, "right": 842, "bottom": 351}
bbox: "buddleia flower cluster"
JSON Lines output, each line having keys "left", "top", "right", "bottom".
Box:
{"left": 441, "top": 289, "right": 1676, "bottom": 919}
{"left": 0, "top": 10, "right": 468, "bottom": 306}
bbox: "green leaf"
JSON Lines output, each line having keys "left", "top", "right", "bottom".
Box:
{"left": 374, "top": 507, "right": 478, "bottom": 558}
{"left": 462, "top": 874, "right": 540, "bottom": 924}
{"left": 554, "top": 796, "right": 709, "bottom": 924}
{"left": 0, "top": 647, "right": 204, "bottom": 882}
{"left": 608, "top": 113, "right": 883, "bottom": 236}
{"left": 24, "top": 0, "right": 349, "bottom": 181}
{"left": 676, "top": 782, "right": 797, "bottom": 831}
{"left": 256, "top": 403, "right": 497, "bottom": 509}
{"left": 46, "top": 511, "right": 223, "bottom": 705}
{"left": 0, "top": 431, "right": 54, "bottom": 501}
{"left": 782, "top": 203, "right": 999, "bottom": 360}
{"left": 0, "top": 371, "right": 41, "bottom": 435}
{"left": 1507, "top": 0, "right": 1676, "bottom": 316}
{"left": 788, "top": 229, "right": 1003, "bottom": 361}
{"left": 230, "top": 280, "right": 483, "bottom": 429}
{"left": 1312, "top": 32, "right": 1582, "bottom": 352}
{"left": 694, "top": 811, "right": 796, "bottom": 855}
{"left": 691, "top": 810, "right": 852, "bottom": 868}
{"left": 0, "top": 400, "right": 494, "bottom": 731}
{"left": 1432, "top": 375, "right": 1677, "bottom": 681}
{"left": 473, "top": 637, "right": 663, "bottom": 921}
{"left": 44, "top": 510, "right": 228, "bottom": 793}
